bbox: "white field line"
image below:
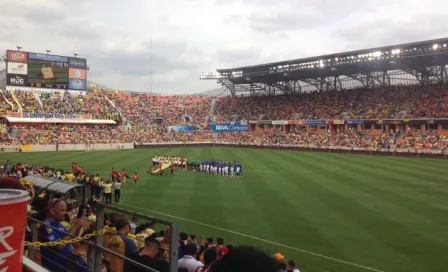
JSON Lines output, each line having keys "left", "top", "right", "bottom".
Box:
{"left": 119, "top": 202, "right": 384, "bottom": 272}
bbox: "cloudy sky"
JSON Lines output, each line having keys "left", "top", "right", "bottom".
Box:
{"left": 1, "top": 0, "right": 448, "bottom": 94}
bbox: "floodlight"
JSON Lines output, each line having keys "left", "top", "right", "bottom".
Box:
{"left": 433, "top": 44, "right": 439, "bottom": 50}
{"left": 335, "top": 57, "right": 339, "bottom": 61}
{"left": 74, "top": 52, "right": 79, "bottom": 57}
{"left": 16, "top": 46, "right": 22, "bottom": 51}
{"left": 46, "top": 49, "right": 51, "bottom": 54}
{"left": 443, "top": 44, "right": 447, "bottom": 48}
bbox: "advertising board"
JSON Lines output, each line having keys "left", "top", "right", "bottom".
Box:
{"left": 209, "top": 121, "right": 249, "bottom": 133}
{"left": 7, "top": 63, "right": 28, "bottom": 75}
{"left": 7, "top": 50, "right": 28, "bottom": 63}
{"left": 6, "top": 74, "right": 28, "bottom": 86}
{"left": 69, "top": 79, "right": 86, "bottom": 90}
{"left": 68, "top": 57, "right": 87, "bottom": 69}
{"left": 168, "top": 126, "right": 197, "bottom": 132}
{"left": 69, "top": 68, "right": 86, "bottom": 80}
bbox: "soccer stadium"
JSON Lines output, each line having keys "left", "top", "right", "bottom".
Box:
{"left": 1, "top": 34, "right": 448, "bottom": 272}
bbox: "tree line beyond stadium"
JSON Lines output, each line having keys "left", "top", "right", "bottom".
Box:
{"left": 6, "top": 50, "right": 88, "bottom": 90}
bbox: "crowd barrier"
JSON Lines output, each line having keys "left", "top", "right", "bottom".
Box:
{"left": 0, "top": 143, "right": 134, "bottom": 152}
{"left": 136, "top": 142, "right": 448, "bottom": 159}
{"left": 26, "top": 202, "right": 179, "bottom": 272}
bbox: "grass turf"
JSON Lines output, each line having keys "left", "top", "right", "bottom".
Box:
{"left": 1, "top": 148, "right": 447, "bottom": 272}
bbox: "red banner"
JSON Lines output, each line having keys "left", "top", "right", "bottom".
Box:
{"left": 7, "top": 50, "right": 28, "bottom": 64}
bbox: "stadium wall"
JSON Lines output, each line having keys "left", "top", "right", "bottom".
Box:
{"left": 0, "top": 143, "right": 134, "bottom": 152}
{"left": 136, "top": 142, "right": 448, "bottom": 159}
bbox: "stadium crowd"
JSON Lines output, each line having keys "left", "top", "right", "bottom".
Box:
{"left": 1, "top": 86, "right": 448, "bottom": 152}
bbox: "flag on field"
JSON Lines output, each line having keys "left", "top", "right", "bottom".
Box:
{"left": 150, "top": 163, "right": 171, "bottom": 175}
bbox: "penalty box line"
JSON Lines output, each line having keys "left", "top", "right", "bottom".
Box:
{"left": 119, "top": 202, "right": 384, "bottom": 272}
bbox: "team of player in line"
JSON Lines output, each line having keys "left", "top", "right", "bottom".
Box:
{"left": 150, "top": 155, "right": 244, "bottom": 177}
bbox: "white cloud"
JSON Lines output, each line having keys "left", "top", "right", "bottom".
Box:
{"left": 0, "top": 0, "right": 448, "bottom": 93}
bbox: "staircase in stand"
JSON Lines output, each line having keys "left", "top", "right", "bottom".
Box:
{"left": 32, "top": 90, "right": 44, "bottom": 110}
{"left": 10, "top": 90, "right": 23, "bottom": 113}
{"left": 103, "top": 95, "right": 124, "bottom": 120}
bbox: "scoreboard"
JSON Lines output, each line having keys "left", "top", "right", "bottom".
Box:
{"left": 6, "top": 50, "right": 87, "bottom": 90}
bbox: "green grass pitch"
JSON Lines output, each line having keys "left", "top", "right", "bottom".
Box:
{"left": 2, "top": 148, "right": 447, "bottom": 272}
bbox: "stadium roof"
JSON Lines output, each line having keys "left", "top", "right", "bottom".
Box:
{"left": 216, "top": 38, "right": 448, "bottom": 72}
{"left": 201, "top": 38, "right": 448, "bottom": 95}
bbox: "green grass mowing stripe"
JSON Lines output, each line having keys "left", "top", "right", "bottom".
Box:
{"left": 236, "top": 149, "right": 369, "bottom": 272}
{"left": 344, "top": 153, "right": 448, "bottom": 189}
{"left": 284, "top": 154, "right": 426, "bottom": 272}
{"left": 291, "top": 152, "right": 447, "bottom": 272}
{"left": 336, "top": 155, "right": 448, "bottom": 227}
{"left": 270, "top": 150, "right": 411, "bottom": 271}
{"left": 269, "top": 150, "right": 415, "bottom": 272}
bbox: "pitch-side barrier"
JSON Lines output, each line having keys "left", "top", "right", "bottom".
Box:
{"left": 136, "top": 142, "right": 448, "bottom": 159}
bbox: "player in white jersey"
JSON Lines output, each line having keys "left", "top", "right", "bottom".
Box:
{"left": 199, "top": 163, "right": 203, "bottom": 172}
{"left": 224, "top": 165, "right": 228, "bottom": 176}
{"left": 230, "top": 165, "right": 234, "bottom": 177}
{"left": 236, "top": 166, "right": 241, "bottom": 177}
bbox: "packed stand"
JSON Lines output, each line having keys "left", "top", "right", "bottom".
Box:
{"left": 38, "top": 91, "right": 120, "bottom": 118}
{"left": 0, "top": 92, "right": 13, "bottom": 114}
{"left": 5, "top": 124, "right": 133, "bottom": 145}
{"left": 213, "top": 85, "right": 448, "bottom": 122}
{"left": 102, "top": 91, "right": 211, "bottom": 126}
{"left": 215, "top": 130, "right": 448, "bottom": 152}
{"left": 14, "top": 90, "right": 42, "bottom": 113}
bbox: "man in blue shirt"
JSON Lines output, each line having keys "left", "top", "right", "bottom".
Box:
{"left": 38, "top": 199, "right": 86, "bottom": 272}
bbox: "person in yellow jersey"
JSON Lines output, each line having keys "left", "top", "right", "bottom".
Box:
{"left": 93, "top": 174, "right": 101, "bottom": 199}
{"left": 67, "top": 172, "right": 75, "bottom": 183}
{"left": 134, "top": 224, "right": 149, "bottom": 250}
{"left": 107, "top": 217, "right": 137, "bottom": 272}
{"left": 104, "top": 180, "right": 113, "bottom": 204}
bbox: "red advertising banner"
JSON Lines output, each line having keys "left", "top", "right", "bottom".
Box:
{"left": 69, "top": 68, "right": 86, "bottom": 80}
{"left": 7, "top": 50, "right": 28, "bottom": 64}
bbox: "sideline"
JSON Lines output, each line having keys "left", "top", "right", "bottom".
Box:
{"left": 119, "top": 202, "right": 384, "bottom": 272}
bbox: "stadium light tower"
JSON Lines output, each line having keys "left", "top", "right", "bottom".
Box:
{"left": 74, "top": 52, "right": 79, "bottom": 57}
{"left": 46, "top": 49, "right": 51, "bottom": 54}
{"left": 16, "top": 45, "right": 22, "bottom": 51}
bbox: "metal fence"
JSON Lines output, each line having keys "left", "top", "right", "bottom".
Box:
{"left": 26, "top": 201, "right": 179, "bottom": 272}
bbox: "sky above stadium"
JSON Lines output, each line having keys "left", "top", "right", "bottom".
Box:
{"left": 1, "top": 0, "right": 448, "bottom": 94}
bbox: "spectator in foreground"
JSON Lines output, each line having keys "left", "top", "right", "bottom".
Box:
{"left": 124, "top": 236, "right": 168, "bottom": 272}
{"left": 178, "top": 243, "right": 204, "bottom": 272}
{"left": 67, "top": 228, "right": 95, "bottom": 272}
{"left": 210, "top": 246, "right": 277, "bottom": 272}
{"left": 276, "top": 262, "right": 287, "bottom": 272}
{"left": 195, "top": 246, "right": 218, "bottom": 272}
{"left": 38, "top": 198, "right": 86, "bottom": 272}
{"left": 287, "top": 260, "right": 300, "bottom": 272}
{"left": 107, "top": 217, "right": 138, "bottom": 272}
{"left": 130, "top": 216, "right": 138, "bottom": 234}
{"left": 135, "top": 224, "right": 149, "bottom": 250}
